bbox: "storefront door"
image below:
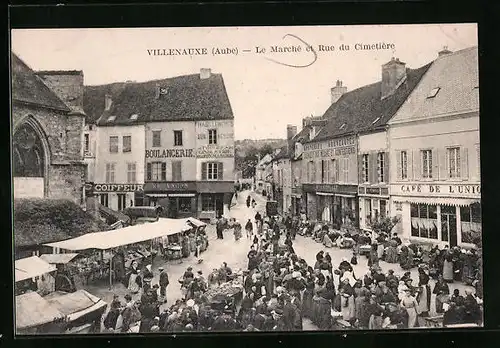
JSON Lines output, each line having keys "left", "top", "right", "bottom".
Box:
{"left": 117, "top": 194, "right": 126, "bottom": 211}
{"left": 441, "top": 205, "right": 458, "bottom": 247}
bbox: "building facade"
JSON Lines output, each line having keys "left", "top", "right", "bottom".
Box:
{"left": 388, "top": 47, "right": 480, "bottom": 248}
{"left": 12, "top": 54, "right": 87, "bottom": 205}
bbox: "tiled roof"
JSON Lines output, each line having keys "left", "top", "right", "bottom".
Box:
{"left": 83, "top": 83, "right": 128, "bottom": 124}
{"left": 389, "top": 46, "right": 479, "bottom": 124}
{"left": 313, "top": 62, "right": 432, "bottom": 142}
{"left": 11, "top": 53, "right": 70, "bottom": 112}
{"left": 96, "top": 73, "right": 234, "bottom": 126}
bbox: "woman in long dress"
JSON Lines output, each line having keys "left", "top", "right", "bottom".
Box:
{"left": 127, "top": 261, "right": 141, "bottom": 294}
{"left": 433, "top": 275, "right": 450, "bottom": 314}
{"left": 385, "top": 239, "right": 399, "bottom": 263}
{"left": 416, "top": 268, "right": 431, "bottom": 317}
{"left": 339, "top": 278, "right": 356, "bottom": 324}
{"left": 368, "top": 244, "right": 379, "bottom": 269}
{"left": 442, "top": 251, "right": 454, "bottom": 283}
{"left": 323, "top": 233, "right": 334, "bottom": 248}
{"left": 353, "top": 281, "right": 368, "bottom": 325}
{"left": 400, "top": 287, "right": 419, "bottom": 328}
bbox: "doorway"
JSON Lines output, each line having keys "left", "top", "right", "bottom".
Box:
{"left": 117, "top": 194, "right": 126, "bottom": 211}
{"left": 441, "top": 205, "right": 458, "bottom": 247}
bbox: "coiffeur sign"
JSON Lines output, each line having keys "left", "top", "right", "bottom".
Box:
{"left": 85, "top": 183, "right": 144, "bottom": 194}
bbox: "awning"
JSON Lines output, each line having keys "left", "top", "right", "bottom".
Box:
{"left": 16, "top": 292, "right": 64, "bottom": 330}
{"left": 44, "top": 290, "right": 107, "bottom": 322}
{"left": 393, "top": 196, "right": 480, "bottom": 207}
{"left": 39, "top": 253, "right": 80, "bottom": 265}
{"left": 336, "top": 193, "right": 356, "bottom": 198}
{"left": 186, "top": 217, "right": 207, "bottom": 227}
{"left": 15, "top": 256, "right": 57, "bottom": 282}
{"left": 146, "top": 193, "right": 169, "bottom": 198}
{"left": 169, "top": 193, "right": 196, "bottom": 198}
{"left": 44, "top": 218, "right": 193, "bottom": 251}
{"left": 317, "top": 192, "right": 334, "bottom": 196}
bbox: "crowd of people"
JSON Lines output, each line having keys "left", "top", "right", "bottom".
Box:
{"left": 99, "top": 193, "right": 483, "bottom": 332}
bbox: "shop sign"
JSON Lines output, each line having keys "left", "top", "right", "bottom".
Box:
{"left": 366, "top": 187, "right": 381, "bottom": 195}
{"left": 392, "top": 183, "right": 481, "bottom": 197}
{"left": 196, "top": 120, "right": 233, "bottom": 128}
{"left": 144, "top": 182, "right": 196, "bottom": 192}
{"left": 92, "top": 183, "right": 144, "bottom": 193}
{"left": 303, "top": 146, "right": 356, "bottom": 159}
{"left": 303, "top": 183, "right": 357, "bottom": 195}
{"left": 145, "top": 148, "right": 195, "bottom": 158}
{"left": 197, "top": 145, "right": 234, "bottom": 158}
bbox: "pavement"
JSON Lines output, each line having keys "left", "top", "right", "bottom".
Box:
{"left": 85, "top": 189, "right": 475, "bottom": 330}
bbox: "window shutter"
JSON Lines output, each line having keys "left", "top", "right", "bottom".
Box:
{"left": 161, "top": 162, "right": 167, "bottom": 181}
{"left": 383, "top": 152, "right": 389, "bottom": 183}
{"left": 201, "top": 162, "right": 208, "bottom": 180}
{"left": 369, "top": 152, "right": 377, "bottom": 184}
{"left": 438, "top": 148, "right": 447, "bottom": 180}
{"left": 172, "top": 161, "right": 182, "bottom": 181}
{"left": 358, "top": 155, "right": 364, "bottom": 184}
{"left": 461, "top": 147, "right": 469, "bottom": 180}
{"left": 335, "top": 160, "right": 339, "bottom": 182}
{"left": 476, "top": 144, "right": 480, "bottom": 178}
{"left": 147, "top": 163, "right": 152, "bottom": 181}
{"left": 413, "top": 150, "right": 421, "bottom": 180}
{"left": 432, "top": 148, "right": 439, "bottom": 180}
{"left": 396, "top": 151, "right": 402, "bottom": 181}
{"left": 218, "top": 162, "right": 224, "bottom": 180}
{"left": 407, "top": 151, "right": 413, "bottom": 180}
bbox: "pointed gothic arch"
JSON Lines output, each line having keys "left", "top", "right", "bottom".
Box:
{"left": 12, "top": 115, "right": 51, "bottom": 197}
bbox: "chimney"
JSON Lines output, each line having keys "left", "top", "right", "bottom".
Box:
{"left": 36, "top": 70, "right": 85, "bottom": 113}
{"left": 287, "top": 124, "right": 298, "bottom": 140}
{"left": 105, "top": 94, "right": 112, "bottom": 111}
{"left": 438, "top": 46, "right": 453, "bottom": 57}
{"left": 200, "top": 68, "right": 212, "bottom": 79}
{"left": 330, "top": 80, "right": 347, "bottom": 104}
{"left": 381, "top": 57, "right": 407, "bottom": 100}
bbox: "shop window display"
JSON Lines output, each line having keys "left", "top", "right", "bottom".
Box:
{"left": 460, "top": 203, "right": 482, "bottom": 244}
{"left": 410, "top": 203, "right": 438, "bottom": 239}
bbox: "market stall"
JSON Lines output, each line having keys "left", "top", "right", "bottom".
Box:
{"left": 204, "top": 280, "right": 244, "bottom": 314}
{"left": 39, "top": 253, "right": 82, "bottom": 292}
{"left": 15, "top": 256, "right": 57, "bottom": 296}
{"left": 15, "top": 291, "right": 66, "bottom": 335}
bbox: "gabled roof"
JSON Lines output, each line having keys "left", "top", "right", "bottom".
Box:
{"left": 11, "top": 53, "right": 70, "bottom": 112}
{"left": 96, "top": 73, "right": 234, "bottom": 126}
{"left": 83, "top": 82, "right": 128, "bottom": 124}
{"left": 313, "top": 62, "right": 432, "bottom": 142}
{"left": 389, "top": 46, "right": 479, "bottom": 124}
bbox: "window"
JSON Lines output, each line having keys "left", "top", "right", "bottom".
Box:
{"left": 307, "top": 161, "right": 313, "bottom": 182}
{"left": 107, "top": 116, "right": 116, "bottom": 122}
{"left": 365, "top": 199, "right": 372, "bottom": 225}
{"left": 208, "top": 129, "right": 217, "bottom": 145}
{"left": 339, "top": 123, "right": 346, "bottom": 130}
{"left": 152, "top": 130, "right": 162, "bottom": 148}
{"left": 202, "top": 194, "right": 216, "bottom": 211}
{"left": 421, "top": 149, "right": 433, "bottom": 179}
{"left": 427, "top": 87, "right": 441, "bottom": 98}
{"left": 178, "top": 197, "right": 192, "bottom": 213}
{"left": 84, "top": 133, "right": 90, "bottom": 152}
{"left": 109, "top": 136, "right": 119, "bottom": 153}
{"left": 202, "top": 162, "right": 222, "bottom": 180}
{"left": 460, "top": 203, "right": 482, "bottom": 244}
{"left": 117, "top": 194, "right": 126, "bottom": 211}
{"left": 100, "top": 194, "right": 109, "bottom": 207}
{"left": 130, "top": 114, "right": 138, "bottom": 120}
{"left": 342, "top": 157, "right": 349, "bottom": 182}
{"left": 380, "top": 200, "right": 387, "bottom": 218}
{"left": 476, "top": 144, "right": 480, "bottom": 177}
{"left": 105, "top": 163, "right": 115, "bottom": 183}
{"left": 321, "top": 160, "right": 327, "bottom": 183}
{"left": 362, "top": 154, "right": 369, "bottom": 183}
{"left": 410, "top": 204, "right": 438, "bottom": 239}
{"left": 123, "top": 135, "right": 132, "bottom": 153}
{"left": 447, "top": 147, "right": 461, "bottom": 178}
{"left": 329, "top": 159, "right": 337, "bottom": 183}
{"left": 127, "top": 163, "right": 136, "bottom": 183}
{"left": 148, "top": 162, "right": 167, "bottom": 181}
{"left": 377, "top": 152, "right": 385, "bottom": 183}
{"left": 172, "top": 161, "right": 182, "bottom": 181}
{"left": 174, "top": 130, "right": 183, "bottom": 146}
{"left": 400, "top": 151, "right": 408, "bottom": 180}
{"left": 371, "top": 117, "right": 381, "bottom": 125}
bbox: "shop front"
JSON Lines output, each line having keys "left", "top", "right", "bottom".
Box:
{"left": 390, "top": 183, "right": 481, "bottom": 247}
{"left": 197, "top": 181, "right": 234, "bottom": 220}
{"left": 86, "top": 183, "right": 144, "bottom": 211}
{"left": 143, "top": 182, "right": 198, "bottom": 218}
{"left": 291, "top": 186, "right": 303, "bottom": 216}
{"left": 303, "top": 183, "right": 358, "bottom": 226}
{"left": 358, "top": 186, "right": 390, "bottom": 231}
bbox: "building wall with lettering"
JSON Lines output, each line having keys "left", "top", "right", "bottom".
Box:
{"left": 389, "top": 113, "right": 480, "bottom": 189}
{"left": 195, "top": 119, "right": 235, "bottom": 181}
{"left": 302, "top": 136, "right": 358, "bottom": 185}
{"left": 145, "top": 122, "right": 197, "bottom": 181}
{"left": 95, "top": 124, "right": 146, "bottom": 184}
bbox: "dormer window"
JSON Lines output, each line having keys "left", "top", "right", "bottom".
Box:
{"left": 107, "top": 116, "right": 116, "bottom": 122}
{"left": 159, "top": 87, "right": 168, "bottom": 95}
{"left": 371, "top": 117, "right": 381, "bottom": 125}
{"left": 339, "top": 123, "right": 346, "bottom": 130}
{"left": 427, "top": 87, "right": 440, "bottom": 99}
{"left": 130, "top": 114, "right": 138, "bottom": 120}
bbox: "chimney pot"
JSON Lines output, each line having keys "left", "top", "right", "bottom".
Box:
{"left": 381, "top": 57, "right": 407, "bottom": 100}
{"left": 331, "top": 80, "right": 348, "bottom": 104}
{"left": 200, "top": 68, "right": 212, "bottom": 79}
{"left": 438, "top": 46, "right": 453, "bottom": 57}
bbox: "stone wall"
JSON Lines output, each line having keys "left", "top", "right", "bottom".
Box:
{"left": 48, "top": 164, "right": 85, "bottom": 205}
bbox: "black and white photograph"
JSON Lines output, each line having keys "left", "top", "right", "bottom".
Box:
{"left": 10, "top": 24, "right": 482, "bottom": 335}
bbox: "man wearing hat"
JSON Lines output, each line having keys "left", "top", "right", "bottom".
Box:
{"left": 159, "top": 267, "right": 169, "bottom": 302}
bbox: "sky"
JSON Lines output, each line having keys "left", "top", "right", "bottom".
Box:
{"left": 11, "top": 24, "right": 478, "bottom": 140}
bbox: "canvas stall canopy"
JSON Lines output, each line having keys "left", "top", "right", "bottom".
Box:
{"left": 15, "top": 256, "right": 57, "bottom": 282}
{"left": 44, "top": 289, "right": 107, "bottom": 322}
{"left": 16, "top": 291, "right": 64, "bottom": 331}
{"left": 44, "top": 218, "right": 192, "bottom": 251}
{"left": 39, "top": 253, "right": 80, "bottom": 265}
{"left": 185, "top": 217, "right": 207, "bottom": 228}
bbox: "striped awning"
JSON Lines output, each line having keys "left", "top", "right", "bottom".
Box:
{"left": 146, "top": 193, "right": 169, "bottom": 198}
{"left": 393, "top": 196, "right": 480, "bottom": 207}
{"left": 169, "top": 193, "right": 196, "bottom": 198}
